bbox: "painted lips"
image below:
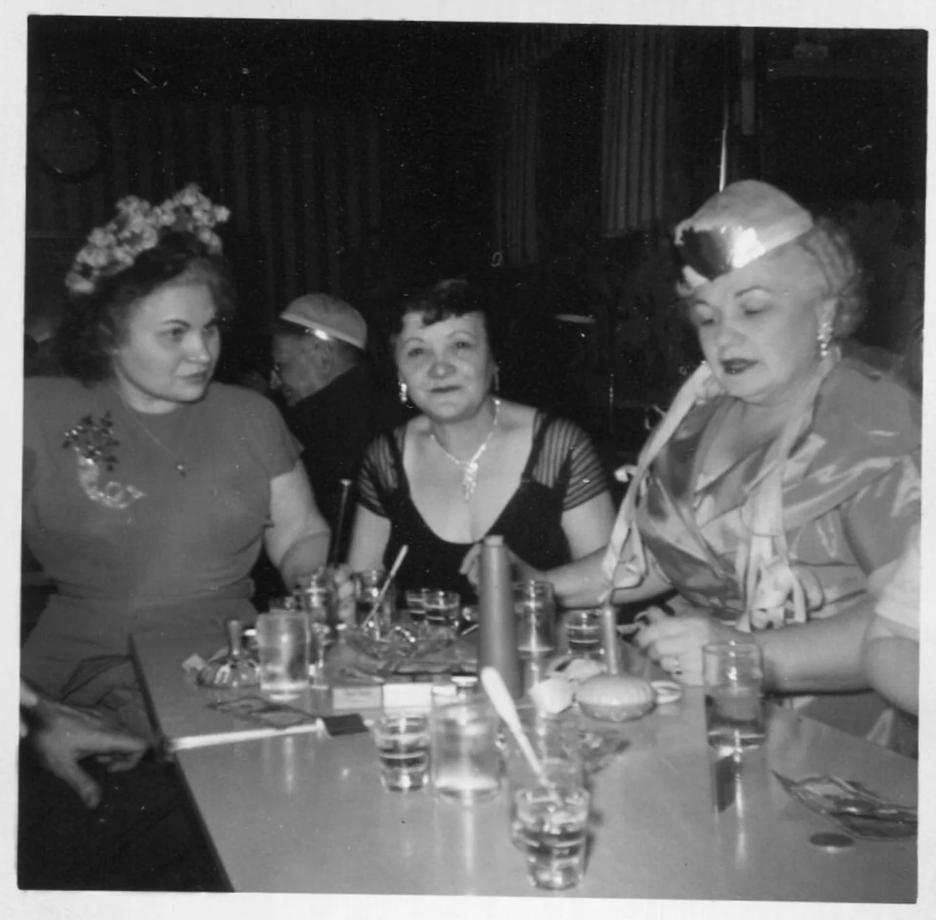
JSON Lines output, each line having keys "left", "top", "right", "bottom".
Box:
{"left": 721, "top": 359, "right": 755, "bottom": 375}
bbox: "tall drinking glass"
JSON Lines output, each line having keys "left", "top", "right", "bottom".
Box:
{"left": 514, "top": 580, "right": 556, "bottom": 655}
{"left": 356, "top": 568, "right": 396, "bottom": 632}
{"left": 703, "top": 640, "right": 767, "bottom": 753}
{"left": 296, "top": 570, "right": 335, "bottom": 685}
{"left": 430, "top": 680, "right": 502, "bottom": 805}
{"left": 256, "top": 610, "right": 310, "bottom": 700}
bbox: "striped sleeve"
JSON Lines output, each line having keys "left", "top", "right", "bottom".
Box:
{"left": 531, "top": 417, "right": 610, "bottom": 511}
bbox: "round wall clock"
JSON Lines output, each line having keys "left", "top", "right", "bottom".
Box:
{"left": 31, "top": 103, "right": 108, "bottom": 182}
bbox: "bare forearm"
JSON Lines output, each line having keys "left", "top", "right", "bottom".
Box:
{"left": 756, "top": 601, "right": 874, "bottom": 695}
{"left": 278, "top": 531, "right": 331, "bottom": 588}
{"left": 544, "top": 548, "right": 668, "bottom": 609}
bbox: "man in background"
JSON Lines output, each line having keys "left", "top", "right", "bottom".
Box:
{"left": 271, "top": 293, "right": 392, "bottom": 560}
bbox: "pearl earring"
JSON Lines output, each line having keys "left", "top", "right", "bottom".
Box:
{"left": 398, "top": 379, "right": 409, "bottom": 405}
{"left": 817, "top": 320, "right": 833, "bottom": 359}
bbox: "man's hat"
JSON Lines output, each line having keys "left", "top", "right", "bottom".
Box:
{"left": 277, "top": 293, "right": 367, "bottom": 350}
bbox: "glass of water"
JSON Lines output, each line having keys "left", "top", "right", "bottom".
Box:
{"left": 373, "top": 712, "right": 431, "bottom": 792}
{"left": 256, "top": 610, "right": 310, "bottom": 700}
{"left": 703, "top": 640, "right": 767, "bottom": 753}
{"left": 505, "top": 703, "right": 584, "bottom": 846}
{"left": 514, "top": 783, "right": 591, "bottom": 890}
{"left": 429, "top": 680, "right": 501, "bottom": 805}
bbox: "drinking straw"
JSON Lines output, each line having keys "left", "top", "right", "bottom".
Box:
{"left": 480, "top": 666, "right": 546, "bottom": 783}
{"left": 327, "top": 479, "right": 353, "bottom": 566}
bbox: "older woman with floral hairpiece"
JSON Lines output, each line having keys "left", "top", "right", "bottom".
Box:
{"left": 528, "top": 181, "right": 920, "bottom": 734}
{"left": 22, "top": 185, "right": 331, "bottom": 738}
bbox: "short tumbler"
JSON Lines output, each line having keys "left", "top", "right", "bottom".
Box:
{"left": 423, "top": 590, "right": 460, "bottom": 629}
{"left": 515, "top": 784, "right": 591, "bottom": 890}
{"left": 373, "top": 713, "right": 431, "bottom": 792}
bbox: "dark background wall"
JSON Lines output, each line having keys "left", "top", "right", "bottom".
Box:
{"left": 25, "top": 17, "right": 926, "bottom": 444}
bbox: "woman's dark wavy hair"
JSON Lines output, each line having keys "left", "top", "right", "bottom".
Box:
{"left": 55, "top": 231, "right": 236, "bottom": 385}
{"left": 389, "top": 277, "right": 502, "bottom": 365}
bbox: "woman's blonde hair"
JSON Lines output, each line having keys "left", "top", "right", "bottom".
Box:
{"left": 794, "top": 216, "right": 866, "bottom": 339}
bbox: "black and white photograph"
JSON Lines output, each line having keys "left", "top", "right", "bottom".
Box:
{"left": 3, "top": 1, "right": 931, "bottom": 917}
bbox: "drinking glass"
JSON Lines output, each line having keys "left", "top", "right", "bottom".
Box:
{"left": 505, "top": 703, "right": 584, "bottom": 846}
{"left": 514, "top": 580, "right": 556, "bottom": 654}
{"left": 430, "top": 680, "right": 501, "bottom": 805}
{"left": 296, "top": 572, "right": 335, "bottom": 685}
{"left": 373, "top": 712, "right": 431, "bottom": 792}
{"left": 256, "top": 610, "right": 310, "bottom": 700}
{"left": 515, "top": 784, "right": 591, "bottom": 890}
{"left": 355, "top": 568, "right": 396, "bottom": 632}
{"left": 703, "top": 640, "right": 767, "bottom": 753}
{"left": 424, "top": 590, "right": 460, "bottom": 631}
{"left": 404, "top": 588, "right": 429, "bottom": 623}
{"left": 562, "top": 609, "right": 604, "bottom": 659}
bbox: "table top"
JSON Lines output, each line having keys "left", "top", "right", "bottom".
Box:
{"left": 133, "top": 633, "right": 918, "bottom": 900}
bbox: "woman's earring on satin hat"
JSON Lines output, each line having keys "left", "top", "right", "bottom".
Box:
{"left": 398, "top": 379, "right": 409, "bottom": 405}
{"left": 817, "top": 320, "right": 833, "bottom": 359}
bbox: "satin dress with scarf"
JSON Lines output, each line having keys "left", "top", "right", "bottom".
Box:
{"left": 635, "top": 355, "right": 921, "bottom": 739}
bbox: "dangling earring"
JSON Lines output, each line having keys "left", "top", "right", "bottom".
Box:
{"left": 398, "top": 379, "right": 409, "bottom": 405}
{"left": 817, "top": 320, "right": 833, "bottom": 359}
{"left": 492, "top": 368, "right": 501, "bottom": 395}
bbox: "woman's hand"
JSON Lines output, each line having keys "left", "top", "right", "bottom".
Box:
{"left": 330, "top": 563, "right": 356, "bottom": 623}
{"left": 633, "top": 609, "right": 738, "bottom": 685}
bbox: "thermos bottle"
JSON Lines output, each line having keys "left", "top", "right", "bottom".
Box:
{"left": 478, "top": 535, "right": 522, "bottom": 699}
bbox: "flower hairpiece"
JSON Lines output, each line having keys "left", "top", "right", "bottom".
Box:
{"left": 65, "top": 184, "right": 231, "bottom": 295}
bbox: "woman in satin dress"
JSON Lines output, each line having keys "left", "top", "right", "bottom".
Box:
{"left": 530, "top": 180, "right": 921, "bottom": 737}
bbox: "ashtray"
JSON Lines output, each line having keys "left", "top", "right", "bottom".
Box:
{"left": 345, "top": 622, "right": 456, "bottom": 661}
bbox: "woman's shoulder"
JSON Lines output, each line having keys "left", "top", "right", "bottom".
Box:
{"left": 24, "top": 376, "right": 100, "bottom": 424}
{"left": 820, "top": 355, "right": 921, "bottom": 431}
{"left": 810, "top": 355, "right": 921, "bottom": 462}
{"left": 363, "top": 418, "right": 406, "bottom": 459}
{"left": 206, "top": 382, "right": 287, "bottom": 426}
{"left": 25, "top": 374, "right": 89, "bottom": 403}
{"left": 526, "top": 408, "right": 595, "bottom": 447}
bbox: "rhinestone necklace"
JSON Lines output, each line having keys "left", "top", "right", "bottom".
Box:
{"left": 113, "top": 387, "right": 194, "bottom": 478}
{"left": 430, "top": 398, "right": 501, "bottom": 501}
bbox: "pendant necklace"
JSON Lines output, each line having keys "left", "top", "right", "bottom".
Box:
{"left": 113, "top": 387, "right": 193, "bottom": 478}
{"left": 431, "top": 398, "right": 501, "bottom": 501}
